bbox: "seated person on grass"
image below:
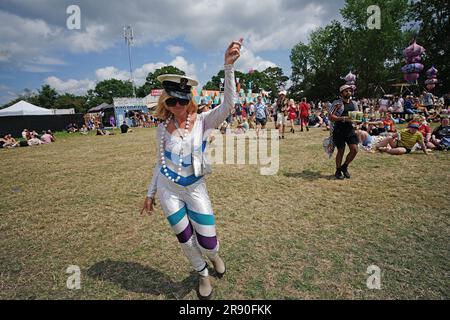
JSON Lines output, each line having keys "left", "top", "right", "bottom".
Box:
{"left": 431, "top": 116, "right": 450, "bottom": 150}
{"left": 418, "top": 116, "right": 437, "bottom": 150}
{"left": 383, "top": 113, "right": 396, "bottom": 133}
{"left": 375, "top": 121, "right": 429, "bottom": 155}
{"left": 120, "top": 121, "right": 132, "bottom": 134}
{"left": 3, "top": 134, "right": 19, "bottom": 148}
{"left": 27, "top": 133, "right": 44, "bottom": 146}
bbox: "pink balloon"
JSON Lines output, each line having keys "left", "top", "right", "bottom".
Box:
{"left": 425, "top": 78, "right": 439, "bottom": 85}
{"left": 407, "top": 56, "right": 422, "bottom": 63}
{"left": 426, "top": 84, "right": 435, "bottom": 91}
{"left": 426, "top": 66, "right": 438, "bottom": 77}
{"left": 401, "top": 63, "right": 424, "bottom": 73}
{"left": 403, "top": 40, "right": 425, "bottom": 58}
{"left": 404, "top": 73, "right": 419, "bottom": 83}
{"left": 344, "top": 71, "right": 356, "bottom": 83}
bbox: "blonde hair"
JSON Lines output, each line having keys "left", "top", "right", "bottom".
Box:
{"left": 154, "top": 91, "right": 198, "bottom": 120}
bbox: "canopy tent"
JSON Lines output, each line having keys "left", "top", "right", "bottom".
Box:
{"left": 87, "top": 102, "right": 113, "bottom": 113}
{"left": 0, "top": 100, "right": 53, "bottom": 117}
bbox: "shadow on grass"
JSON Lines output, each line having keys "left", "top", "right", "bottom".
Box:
{"left": 87, "top": 259, "right": 197, "bottom": 299}
{"left": 284, "top": 170, "right": 333, "bottom": 181}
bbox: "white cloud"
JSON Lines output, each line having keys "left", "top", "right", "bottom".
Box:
{"left": 20, "top": 65, "right": 53, "bottom": 73}
{"left": 169, "top": 56, "right": 197, "bottom": 80}
{"left": 235, "top": 47, "right": 277, "bottom": 72}
{"left": 44, "top": 76, "right": 95, "bottom": 96}
{"left": 166, "top": 45, "right": 185, "bottom": 55}
{"left": 64, "top": 24, "right": 113, "bottom": 53}
{"left": 0, "top": 0, "right": 343, "bottom": 67}
{"left": 95, "top": 66, "right": 130, "bottom": 82}
{"left": 133, "top": 62, "right": 166, "bottom": 85}
{"left": 44, "top": 56, "right": 197, "bottom": 95}
{"left": 0, "top": 49, "right": 12, "bottom": 62}
{"left": 31, "top": 56, "right": 66, "bottom": 66}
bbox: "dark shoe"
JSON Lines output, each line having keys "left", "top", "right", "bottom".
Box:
{"left": 306, "top": 126, "right": 309, "bottom": 131}
{"left": 292, "top": 129, "right": 295, "bottom": 134}
{"left": 341, "top": 164, "right": 351, "bottom": 179}
{"left": 300, "top": 128, "right": 304, "bottom": 132}
{"left": 335, "top": 169, "right": 344, "bottom": 180}
{"left": 282, "top": 136, "right": 285, "bottom": 139}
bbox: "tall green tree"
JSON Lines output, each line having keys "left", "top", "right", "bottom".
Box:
{"left": 409, "top": 0, "right": 450, "bottom": 93}
{"left": 290, "top": 21, "right": 350, "bottom": 101}
{"left": 290, "top": 0, "right": 412, "bottom": 100}
{"left": 341, "top": 0, "right": 411, "bottom": 95}
{"left": 38, "top": 84, "right": 58, "bottom": 109}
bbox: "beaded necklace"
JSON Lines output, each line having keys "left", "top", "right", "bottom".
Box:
{"left": 160, "top": 113, "right": 192, "bottom": 183}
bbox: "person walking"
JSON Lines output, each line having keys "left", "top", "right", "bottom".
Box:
{"left": 328, "top": 85, "right": 359, "bottom": 179}
{"left": 299, "top": 98, "right": 310, "bottom": 132}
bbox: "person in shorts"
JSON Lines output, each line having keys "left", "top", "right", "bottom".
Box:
{"left": 328, "top": 85, "right": 359, "bottom": 179}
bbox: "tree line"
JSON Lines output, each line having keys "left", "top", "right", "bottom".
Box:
{"left": 289, "top": 0, "right": 449, "bottom": 101}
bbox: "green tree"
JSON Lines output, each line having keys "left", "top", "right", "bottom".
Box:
{"left": 409, "top": 0, "right": 450, "bottom": 93}
{"left": 137, "top": 66, "right": 185, "bottom": 97}
{"left": 38, "top": 84, "right": 58, "bottom": 109}
{"left": 85, "top": 89, "right": 107, "bottom": 110}
{"left": 54, "top": 93, "right": 88, "bottom": 113}
{"left": 341, "top": 0, "right": 411, "bottom": 96}
{"left": 290, "top": 0, "right": 412, "bottom": 100}
{"left": 290, "top": 21, "right": 350, "bottom": 101}
{"left": 94, "top": 79, "right": 134, "bottom": 103}
{"left": 203, "top": 70, "right": 224, "bottom": 91}
{"left": 203, "top": 67, "right": 288, "bottom": 101}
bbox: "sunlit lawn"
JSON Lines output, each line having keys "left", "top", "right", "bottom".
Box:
{"left": 0, "top": 122, "right": 448, "bottom": 299}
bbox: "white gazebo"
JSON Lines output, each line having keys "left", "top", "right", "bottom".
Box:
{"left": 0, "top": 100, "right": 53, "bottom": 116}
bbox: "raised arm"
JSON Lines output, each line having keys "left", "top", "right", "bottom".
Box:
{"left": 203, "top": 41, "right": 241, "bottom": 131}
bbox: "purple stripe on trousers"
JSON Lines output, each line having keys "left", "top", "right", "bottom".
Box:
{"left": 176, "top": 223, "right": 194, "bottom": 243}
{"left": 195, "top": 232, "right": 218, "bottom": 250}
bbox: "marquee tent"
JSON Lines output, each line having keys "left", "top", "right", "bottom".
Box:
{"left": 0, "top": 100, "right": 53, "bottom": 117}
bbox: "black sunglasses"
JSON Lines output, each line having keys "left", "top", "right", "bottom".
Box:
{"left": 166, "top": 97, "right": 190, "bottom": 107}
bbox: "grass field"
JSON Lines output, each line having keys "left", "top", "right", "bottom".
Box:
{"left": 0, "top": 123, "right": 449, "bottom": 300}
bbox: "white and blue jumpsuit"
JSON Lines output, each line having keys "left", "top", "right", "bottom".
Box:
{"left": 147, "top": 64, "right": 236, "bottom": 276}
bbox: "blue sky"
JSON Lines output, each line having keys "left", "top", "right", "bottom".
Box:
{"left": 0, "top": 0, "right": 345, "bottom": 105}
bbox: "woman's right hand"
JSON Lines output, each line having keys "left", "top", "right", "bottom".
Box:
{"left": 141, "top": 196, "right": 156, "bottom": 215}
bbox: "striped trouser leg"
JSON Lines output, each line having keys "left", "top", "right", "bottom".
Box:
{"left": 157, "top": 181, "right": 207, "bottom": 274}
{"left": 183, "top": 180, "right": 219, "bottom": 260}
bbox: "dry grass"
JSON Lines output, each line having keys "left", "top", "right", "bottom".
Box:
{"left": 0, "top": 123, "right": 448, "bottom": 300}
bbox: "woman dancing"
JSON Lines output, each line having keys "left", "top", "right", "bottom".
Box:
{"left": 141, "top": 40, "right": 241, "bottom": 299}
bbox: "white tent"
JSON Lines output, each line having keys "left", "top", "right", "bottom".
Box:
{"left": 0, "top": 100, "right": 53, "bottom": 117}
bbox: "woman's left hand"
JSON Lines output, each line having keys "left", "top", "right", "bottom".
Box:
{"left": 224, "top": 40, "right": 242, "bottom": 65}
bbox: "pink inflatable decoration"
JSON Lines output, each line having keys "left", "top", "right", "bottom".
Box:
{"left": 425, "top": 66, "right": 439, "bottom": 90}
{"left": 401, "top": 63, "right": 424, "bottom": 73}
{"left": 344, "top": 71, "right": 356, "bottom": 84}
{"left": 404, "top": 73, "right": 420, "bottom": 82}
{"left": 403, "top": 40, "right": 425, "bottom": 60}
{"left": 426, "top": 66, "right": 438, "bottom": 78}
{"left": 425, "top": 78, "right": 439, "bottom": 85}
{"left": 402, "top": 39, "right": 425, "bottom": 84}
{"left": 342, "top": 71, "right": 357, "bottom": 92}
